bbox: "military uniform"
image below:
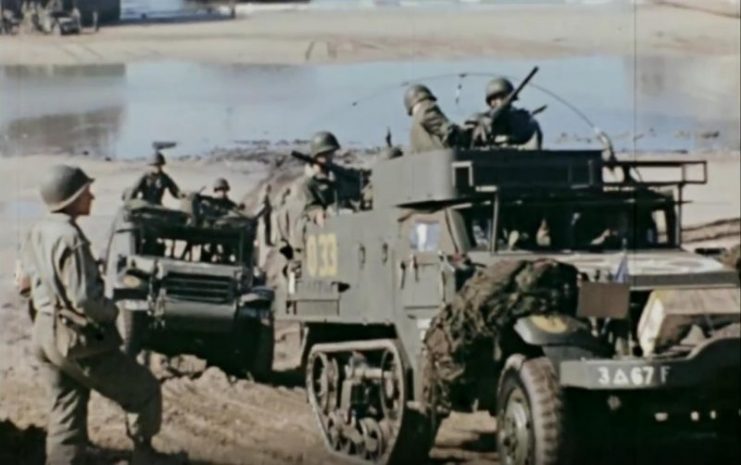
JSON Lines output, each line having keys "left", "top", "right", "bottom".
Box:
{"left": 301, "top": 173, "right": 337, "bottom": 216}
{"left": 20, "top": 165, "right": 166, "bottom": 465}
{"left": 405, "top": 84, "right": 465, "bottom": 154}
{"left": 128, "top": 171, "right": 180, "bottom": 205}
{"left": 470, "top": 77, "right": 543, "bottom": 150}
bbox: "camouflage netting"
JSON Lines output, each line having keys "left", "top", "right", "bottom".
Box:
{"left": 422, "top": 259, "right": 579, "bottom": 412}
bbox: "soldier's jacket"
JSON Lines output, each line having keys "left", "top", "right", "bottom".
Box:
{"left": 20, "top": 213, "right": 121, "bottom": 358}
{"left": 301, "top": 173, "right": 337, "bottom": 215}
{"left": 409, "top": 100, "right": 467, "bottom": 154}
{"left": 127, "top": 171, "right": 180, "bottom": 205}
{"left": 212, "top": 197, "right": 238, "bottom": 211}
{"left": 469, "top": 107, "right": 543, "bottom": 150}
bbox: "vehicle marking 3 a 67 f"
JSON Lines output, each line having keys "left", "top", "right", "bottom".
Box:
{"left": 596, "top": 365, "right": 671, "bottom": 387}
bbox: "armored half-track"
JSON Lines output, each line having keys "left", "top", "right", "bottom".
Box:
{"left": 267, "top": 148, "right": 740, "bottom": 464}
{"left": 102, "top": 196, "right": 273, "bottom": 379}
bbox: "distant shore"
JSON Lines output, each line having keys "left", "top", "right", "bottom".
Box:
{"left": 1, "top": 3, "right": 738, "bottom": 66}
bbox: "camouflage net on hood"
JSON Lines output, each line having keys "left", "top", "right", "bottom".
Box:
{"left": 422, "top": 258, "right": 578, "bottom": 412}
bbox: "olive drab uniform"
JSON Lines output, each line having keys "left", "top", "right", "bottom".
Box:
{"left": 127, "top": 171, "right": 181, "bottom": 205}
{"left": 409, "top": 99, "right": 465, "bottom": 154}
{"left": 301, "top": 172, "right": 337, "bottom": 217}
{"left": 469, "top": 107, "right": 543, "bottom": 150}
{"left": 468, "top": 76, "right": 543, "bottom": 150}
{"left": 22, "top": 214, "right": 162, "bottom": 465}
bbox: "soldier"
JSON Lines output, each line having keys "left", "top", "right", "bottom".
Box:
{"left": 301, "top": 131, "right": 341, "bottom": 226}
{"left": 212, "top": 177, "right": 241, "bottom": 211}
{"left": 404, "top": 84, "right": 467, "bottom": 154}
{"left": 17, "top": 165, "right": 182, "bottom": 465}
{"left": 126, "top": 151, "right": 182, "bottom": 205}
{"left": 469, "top": 77, "right": 543, "bottom": 150}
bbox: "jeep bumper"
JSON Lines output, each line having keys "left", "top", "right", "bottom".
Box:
{"left": 560, "top": 336, "right": 741, "bottom": 391}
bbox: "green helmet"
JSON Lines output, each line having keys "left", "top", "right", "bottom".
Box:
{"left": 310, "top": 131, "right": 341, "bottom": 158}
{"left": 39, "top": 164, "right": 94, "bottom": 212}
{"left": 213, "top": 177, "right": 230, "bottom": 192}
{"left": 486, "top": 77, "right": 515, "bottom": 103}
{"left": 149, "top": 152, "right": 166, "bottom": 166}
{"left": 404, "top": 84, "right": 436, "bottom": 115}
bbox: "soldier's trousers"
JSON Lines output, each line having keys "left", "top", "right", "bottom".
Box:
{"left": 31, "top": 313, "right": 162, "bottom": 465}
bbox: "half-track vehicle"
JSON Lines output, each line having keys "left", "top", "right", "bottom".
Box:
{"left": 102, "top": 195, "right": 273, "bottom": 379}
{"left": 265, "top": 148, "right": 740, "bottom": 464}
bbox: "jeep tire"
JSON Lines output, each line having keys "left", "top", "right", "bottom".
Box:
{"left": 496, "top": 355, "right": 570, "bottom": 465}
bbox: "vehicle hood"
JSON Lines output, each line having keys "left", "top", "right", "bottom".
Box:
{"left": 467, "top": 249, "right": 739, "bottom": 290}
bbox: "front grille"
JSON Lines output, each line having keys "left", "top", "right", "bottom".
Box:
{"left": 162, "top": 272, "right": 234, "bottom": 304}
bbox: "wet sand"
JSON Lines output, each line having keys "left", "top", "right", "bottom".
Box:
{"left": 1, "top": 3, "right": 739, "bottom": 66}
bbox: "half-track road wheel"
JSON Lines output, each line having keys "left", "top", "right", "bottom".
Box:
{"left": 305, "top": 339, "right": 435, "bottom": 464}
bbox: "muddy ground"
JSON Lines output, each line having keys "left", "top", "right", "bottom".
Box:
{"left": 0, "top": 149, "right": 739, "bottom": 464}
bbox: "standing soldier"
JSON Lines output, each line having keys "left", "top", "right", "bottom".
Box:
{"left": 469, "top": 77, "right": 543, "bottom": 149}
{"left": 16, "top": 165, "right": 182, "bottom": 465}
{"left": 404, "top": 84, "right": 467, "bottom": 154}
{"left": 126, "top": 151, "right": 182, "bottom": 205}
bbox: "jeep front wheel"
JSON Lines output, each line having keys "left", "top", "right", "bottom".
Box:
{"left": 496, "top": 355, "right": 569, "bottom": 465}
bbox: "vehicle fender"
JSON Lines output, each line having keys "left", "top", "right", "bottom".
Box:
{"left": 238, "top": 286, "right": 275, "bottom": 320}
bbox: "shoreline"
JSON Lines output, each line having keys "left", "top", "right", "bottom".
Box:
{"left": 1, "top": 4, "right": 738, "bottom": 66}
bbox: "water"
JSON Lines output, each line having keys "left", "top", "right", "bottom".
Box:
{"left": 1, "top": 55, "right": 738, "bottom": 159}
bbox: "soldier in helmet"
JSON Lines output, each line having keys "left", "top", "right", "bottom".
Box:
{"left": 16, "top": 165, "right": 183, "bottom": 465}
{"left": 469, "top": 77, "right": 543, "bottom": 149}
{"left": 212, "top": 177, "right": 241, "bottom": 211}
{"left": 126, "top": 151, "right": 182, "bottom": 205}
{"left": 301, "top": 131, "right": 341, "bottom": 226}
{"left": 404, "top": 84, "right": 467, "bottom": 154}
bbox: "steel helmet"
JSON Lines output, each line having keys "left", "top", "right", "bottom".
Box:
{"left": 310, "top": 131, "right": 341, "bottom": 158}
{"left": 39, "top": 164, "right": 94, "bottom": 212}
{"left": 148, "top": 152, "right": 166, "bottom": 166}
{"left": 213, "top": 177, "right": 230, "bottom": 192}
{"left": 486, "top": 77, "right": 515, "bottom": 103}
{"left": 404, "top": 84, "right": 436, "bottom": 115}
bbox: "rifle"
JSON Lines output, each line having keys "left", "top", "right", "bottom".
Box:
{"left": 290, "top": 150, "right": 368, "bottom": 182}
{"left": 488, "top": 66, "right": 540, "bottom": 126}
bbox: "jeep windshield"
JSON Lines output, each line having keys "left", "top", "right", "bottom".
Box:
{"left": 455, "top": 189, "right": 679, "bottom": 252}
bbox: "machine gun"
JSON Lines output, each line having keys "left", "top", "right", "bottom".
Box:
{"left": 290, "top": 150, "right": 372, "bottom": 211}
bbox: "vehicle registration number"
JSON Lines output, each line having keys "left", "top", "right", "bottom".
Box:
{"left": 595, "top": 365, "right": 671, "bottom": 387}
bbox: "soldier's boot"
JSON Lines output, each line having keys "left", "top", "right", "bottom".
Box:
{"left": 131, "top": 441, "right": 188, "bottom": 465}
